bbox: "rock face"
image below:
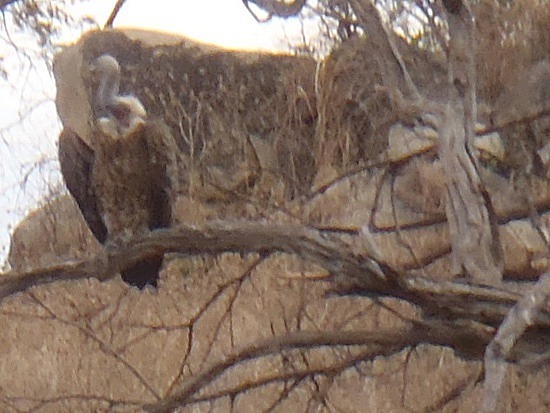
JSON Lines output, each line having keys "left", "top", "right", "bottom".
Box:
{"left": 8, "top": 29, "right": 317, "bottom": 272}
{"left": 3, "top": 28, "right": 550, "bottom": 413}
{"left": 8, "top": 195, "right": 101, "bottom": 271}
{"left": 310, "top": 36, "right": 549, "bottom": 282}
{"left": 54, "top": 29, "right": 318, "bottom": 204}
{"left": 11, "top": 28, "right": 550, "bottom": 278}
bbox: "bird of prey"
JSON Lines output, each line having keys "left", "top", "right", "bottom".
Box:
{"left": 58, "top": 54, "right": 179, "bottom": 288}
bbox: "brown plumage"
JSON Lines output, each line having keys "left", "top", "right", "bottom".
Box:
{"left": 58, "top": 54, "right": 179, "bottom": 288}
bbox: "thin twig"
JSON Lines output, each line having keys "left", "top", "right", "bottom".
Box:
{"left": 104, "top": 0, "right": 127, "bottom": 28}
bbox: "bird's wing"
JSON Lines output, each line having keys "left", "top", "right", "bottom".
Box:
{"left": 58, "top": 128, "right": 108, "bottom": 243}
{"left": 140, "top": 120, "right": 179, "bottom": 230}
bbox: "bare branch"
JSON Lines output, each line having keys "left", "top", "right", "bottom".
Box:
{"left": 482, "top": 270, "right": 550, "bottom": 413}
{"left": 0, "top": 0, "right": 19, "bottom": 11}
{"left": 348, "top": 0, "right": 420, "bottom": 100}
{"left": 28, "top": 291, "right": 162, "bottom": 401}
{"left": 242, "top": 0, "right": 307, "bottom": 22}
{"left": 0, "top": 222, "right": 385, "bottom": 301}
{"left": 104, "top": 0, "right": 127, "bottom": 28}
{"left": 440, "top": 0, "right": 503, "bottom": 286}
{"left": 3, "top": 222, "right": 550, "bottom": 363}
{"left": 143, "top": 324, "right": 482, "bottom": 413}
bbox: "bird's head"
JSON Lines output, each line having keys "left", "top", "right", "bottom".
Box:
{"left": 92, "top": 54, "right": 121, "bottom": 80}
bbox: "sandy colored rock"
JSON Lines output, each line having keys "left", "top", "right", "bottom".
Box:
{"left": 2, "top": 25, "right": 549, "bottom": 413}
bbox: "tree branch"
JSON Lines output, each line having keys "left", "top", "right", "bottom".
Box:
{"left": 104, "top": 0, "right": 127, "bottom": 28}
{"left": 2, "top": 223, "right": 549, "bottom": 350}
{"left": 242, "top": 0, "right": 307, "bottom": 22}
{"left": 440, "top": 0, "right": 503, "bottom": 286}
{"left": 143, "top": 324, "right": 487, "bottom": 413}
{"left": 482, "top": 270, "right": 550, "bottom": 412}
{"left": 0, "top": 0, "right": 19, "bottom": 11}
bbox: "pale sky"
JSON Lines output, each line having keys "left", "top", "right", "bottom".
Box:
{"left": 0, "top": 0, "right": 318, "bottom": 265}
{"left": 81, "top": 0, "right": 310, "bottom": 50}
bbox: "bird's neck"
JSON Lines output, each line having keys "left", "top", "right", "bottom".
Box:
{"left": 97, "top": 72, "right": 120, "bottom": 111}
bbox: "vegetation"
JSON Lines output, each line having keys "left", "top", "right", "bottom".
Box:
{"left": 0, "top": 1, "right": 548, "bottom": 412}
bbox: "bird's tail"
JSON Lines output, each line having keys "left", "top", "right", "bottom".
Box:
{"left": 121, "top": 256, "right": 163, "bottom": 288}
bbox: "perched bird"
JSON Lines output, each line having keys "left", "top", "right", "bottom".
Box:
{"left": 59, "top": 54, "right": 179, "bottom": 288}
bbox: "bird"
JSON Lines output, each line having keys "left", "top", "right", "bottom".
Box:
{"left": 59, "top": 54, "right": 179, "bottom": 288}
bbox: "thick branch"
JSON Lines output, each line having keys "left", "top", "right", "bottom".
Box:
{"left": 2, "top": 223, "right": 547, "bottom": 330}
{"left": 441, "top": 1, "right": 503, "bottom": 286}
{"left": 482, "top": 270, "right": 550, "bottom": 412}
{"left": 144, "top": 324, "right": 489, "bottom": 413}
{"left": 0, "top": 222, "right": 383, "bottom": 299}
